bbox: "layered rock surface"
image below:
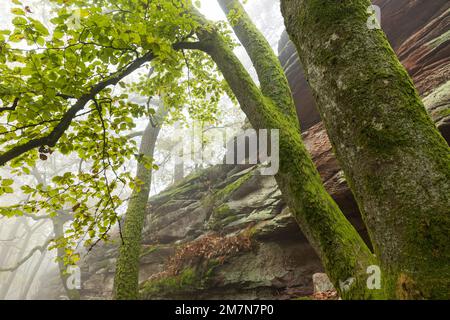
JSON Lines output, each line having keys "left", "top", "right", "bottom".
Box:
{"left": 38, "top": 0, "right": 449, "bottom": 300}
{"left": 278, "top": 0, "right": 450, "bottom": 137}
{"left": 79, "top": 126, "right": 368, "bottom": 300}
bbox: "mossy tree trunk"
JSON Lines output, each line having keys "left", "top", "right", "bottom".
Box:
{"left": 113, "top": 103, "right": 168, "bottom": 300}
{"left": 189, "top": 4, "right": 380, "bottom": 299}
{"left": 280, "top": 0, "right": 450, "bottom": 299}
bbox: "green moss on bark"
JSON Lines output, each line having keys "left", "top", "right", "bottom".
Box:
{"left": 218, "top": 0, "right": 298, "bottom": 122}
{"left": 193, "top": 5, "right": 380, "bottom": 299}
{"left": 113, "top": 106, "right": 167, "bottom": 300}
{"left": 281, "top": 0, "right": 450, "bottom": 299}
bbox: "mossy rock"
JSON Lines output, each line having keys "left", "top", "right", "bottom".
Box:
{"left": 140, "top": 260, "right": 222, "bottom": 299}
{"left": 207, "top": 204, "right": 239, "bottom": 230}
{"left": 140, "top": 268, "right": 199, "bottom": 299}
{"left": 423, "top": 80, "right": 450, "bottom": 117}
{"left": 208, "top": 213, "right": 242, "bottom": 231}
{"left": 140, "top": 245, "right": 160, "bottom": 258}
{"left": 214, "top": 169, "right": 255, "bottom": 202}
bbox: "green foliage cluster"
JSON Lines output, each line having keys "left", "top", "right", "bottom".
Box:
{"left": 0, "top": 0, "right": 232, "bottom": 262}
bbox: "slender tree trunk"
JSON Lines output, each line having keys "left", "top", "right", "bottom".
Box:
{"left": 19, "top": 240, "right": 47, "bottom": 299}
{"left": 191, "top": 4, "right": 380, "bottom": 299}
{"left": 0, "top": 221, "right": 33, "bottom": 299}
{"left": 217, "top": 0, "right": 298, "bottom": 122}
{"left": 113, "top": 103, "right": 168, "bottom": 300}
{"left": 30, "top": 166, "right": 80, "bottom": 299}
{"left": 0, "top": 220, "right": 22, "bottom": 267}
{"left": 174, "top": 147, "right": 185, "bottom": 183}
{"left": 280, "top": 0, "right": 450, "bottom": 299}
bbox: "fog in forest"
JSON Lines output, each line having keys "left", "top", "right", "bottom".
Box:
{"left": 0, "top": 0, "right": 284, "bottom": 300}
{"left": 2, "top": 0, "right": 448, "bottom": 302}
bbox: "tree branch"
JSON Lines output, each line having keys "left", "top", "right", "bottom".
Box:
{"left": 0, "top": 38, "right": 207, "bottom": 166}
{"left": 173, "top": 41, "right": 208, "bottom": 52}
{"left": 126, "top": 131, "right": 145, "bottom": 139}
{"left": 0, "top": 237, "right": 52, "bottom": 272}
{"left": 0, "top": 98, "right": 19, "bottom": 113}
{"left": 0, "top": 51, "right": 155, "bottom": 166}
{"left": 21, "top": 212, "right": 51, "bottom": 221}
{"left": 0, "top": 109, "right": 94, "bottom": 136}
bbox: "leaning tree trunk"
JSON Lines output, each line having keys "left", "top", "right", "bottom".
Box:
{"left": 190, "top": 4, "right": 380, "bottom": 299}
{"left": 113, "top": 103, "right": 167, "bottom": 300}
{"left": 280, "top": 0, "right": 450, "bottom": 299}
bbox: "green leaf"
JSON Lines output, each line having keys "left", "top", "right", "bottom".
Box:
{"left": 12, "top": 16, "right": 27, "bottom": 26}
{"left": 2, "top": 179, "right": 14, "bottom": 186}
{"left": 31, "top": 19, "right": 49, "bottom": 36}
{"left": 53, "top": 31, "right": 64, "bottom": 40}
{"left": 11, "top": 8, "right": 25, "bottom": 16}
{"left": 36, "top": 36, "right": 45, "bottom": 46}
{"left": 9, "top": 33, "right": 24, "bottom": 42}
{"left": 3, "top": 186, "right": 14, "bottom": 193}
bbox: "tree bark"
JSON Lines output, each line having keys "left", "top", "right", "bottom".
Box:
{"left": 174, "top": 155, "right": 185, "bottom": 183}
{"left": 19, "top": 239, "right": 48, "bottom": 299}
{"left": 0, "top": 220, "right": 22, "bottom": 267}
{"left": 192, "top": 4, "right": 380, "bottom": 299}
{"left": 280, "top": 0, "right": 450, "bottom": 299}
{"left": 113, "top": 103, "right": 168, "bottom": 300}
{"left": 0, "top": 221, "right": 34, "bottom": 299}
{"left": 217, "top": 0, "right": 298, "bottom": 121}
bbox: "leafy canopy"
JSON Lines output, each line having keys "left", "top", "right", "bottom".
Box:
{"left": 0, "top": 0, "right": 233, "bottom": 260}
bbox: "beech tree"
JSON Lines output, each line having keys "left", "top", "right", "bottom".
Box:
{"left": 0, "top": 166, "right": 81, "bottom": 299}
{"left": 113, "top": 100, "right": 167, "bottom": 300}
{"left": 187, "top": 1, "right": 378, "bottom": 299}
{"left": 0, "top": 0, "right": 222, "bottom": 245}
{"left": 0, "top": 219, "right": 46, "bottom": 299}
{"left": 280, "top": 0, "right": 450, "bottom": 298}
{"left": 0, "top": 0, "right": 448, "bottom": 300}
{"left": 1, "top": 0, "right": 227, "bottom": 300}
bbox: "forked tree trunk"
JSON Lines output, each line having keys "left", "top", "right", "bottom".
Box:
{"left": 190, "top": 4, "right": 380, "bottom": 299}
{"left": 280, "top": 0, "right": 450, "bottom": 299}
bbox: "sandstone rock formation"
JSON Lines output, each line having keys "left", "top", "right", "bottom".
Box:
{"left": 278, "top": 0, "right": 450, "bottom": 139}
{"left": 37, "top": 0, "right": 449, "bottom": 300}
